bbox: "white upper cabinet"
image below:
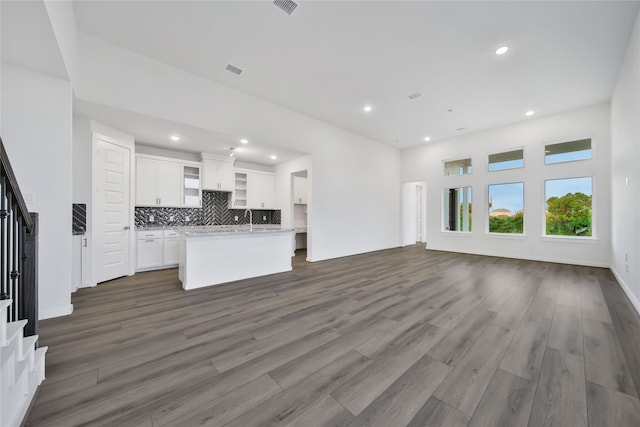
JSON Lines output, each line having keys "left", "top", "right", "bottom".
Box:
{"left": 293, "top": 176, "right": 307, "bottom": 204}
{"left": 135, "top": 157, "right": 159, "bottom": 206}
{"left": 135, "top": 154, "right": 200, "bottom": 207}
{"left": 232, "top": 168, "right": 277, "bottom": 210}
{"left": 156, "top": 161, "right": 182, "bottom": 206}
{"left": 200, "top": 153, "right": 235, "bottom": 192}
{"left": 248, "top": 171, "right": 276, "bottom": 209}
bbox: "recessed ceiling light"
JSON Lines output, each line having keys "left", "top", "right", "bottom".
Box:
{"left": 270, "top": 155, "right": 278, "bottom": 160}
{"left": 363, "top": 105, "right": 372, "bottom": 112}
{"left": 424, "top": 136, "right": 431, "bottom": 142}
{"left": 525, "top": 110, "right": 535, "bottom": 116}
{"left": 170, "top": 135, "right": 180, "bottom": 141}
{"left": 496, "top": 46, "right": 509, "bottom": 55}
{"left": 240, "top": 138, "right": 249, "bottom": 144}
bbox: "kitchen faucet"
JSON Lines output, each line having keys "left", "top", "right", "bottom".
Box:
{"left": 244, "top": 209, "right": 253, "bottom": 231}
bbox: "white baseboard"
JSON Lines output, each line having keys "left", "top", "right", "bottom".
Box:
{"left": 427, "top": 247, "right": 610, "bottom": 268}
{"left": 610, "top": 266, "right": 640, "bottom": 316}
{"left": 39, "top": 304, "right": 73, "bottom": 320}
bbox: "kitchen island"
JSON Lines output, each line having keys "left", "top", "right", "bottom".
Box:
{"left": 178, "top": 226, "right": 294, "bottom": 290}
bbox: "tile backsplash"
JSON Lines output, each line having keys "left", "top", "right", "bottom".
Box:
{"left": 135, "top": 191, "right": 281, "bottom": 228}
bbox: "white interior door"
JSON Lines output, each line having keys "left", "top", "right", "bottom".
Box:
{"left": 95, "top": 138, "right": 131, "bottom": 283}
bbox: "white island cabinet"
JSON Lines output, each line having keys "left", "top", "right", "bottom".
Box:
{"left": 178, "top": 227, "right": 294, "bottom": 290}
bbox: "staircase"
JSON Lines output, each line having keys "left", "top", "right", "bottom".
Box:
{"left": 0, "top": 299, "right": 47, "bottom": 426}
{"left": 0, "top": 136, "right": 43, "bottom": 426}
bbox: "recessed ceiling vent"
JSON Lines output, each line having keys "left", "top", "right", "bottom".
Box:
{"left": 225, "top": 64, "right": 243, "bottom": 76}
{"left": 408, "top": 92, "right": 422, "bottom": 100}
{"left": 273, "top": 0, "right": 298, "bottom": 15}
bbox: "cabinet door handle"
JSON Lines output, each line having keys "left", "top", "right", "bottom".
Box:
{"left": 124, "top": 226, "right": 130, "bottom": 230}
{"left": 145, "top": 239, "right": 155, "bottom": 242}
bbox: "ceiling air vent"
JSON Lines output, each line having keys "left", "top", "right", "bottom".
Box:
{"left": 273, "top": 0, "right": 298, "bottom": 15}
{"left": 225, "top": 64, "right": 243, "bottom": 76}
{"left": 408, "top": 92, "right": 422, "bottom": 100}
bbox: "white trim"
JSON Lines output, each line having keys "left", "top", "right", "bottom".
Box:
{"left": 610, "top": 266, "right": 640, "bottom": 316}
{"left": 136, "top": 152, "right": 202, "bottom": 168}
{"left": 40, "top": 304, "right": 73, "bottom": 320}
{"left": 540, "top": 236, "right": 599, "bottom": 243}
{"left": 427, "top": 247, "right": 609, "bottom": 268}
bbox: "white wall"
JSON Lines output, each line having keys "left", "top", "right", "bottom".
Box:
{"left": 74, "top": 33, "right": 402, "bottom": 262}
{"left": 1, "top": 63, "right": 73, "bottom": 319}
{"left": 611, "top": 11, "right": 640, "bottom": 313}
{"left": 401, "top": 103, "right": 611, "bottom": 267}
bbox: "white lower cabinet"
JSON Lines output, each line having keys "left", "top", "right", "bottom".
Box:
{"left": 163, "top": 230, "right": 180, "bottom": 265}
{"left": 136, "top": 230, "right": 181, "bottom": 271}
{"left": 136, "top": 231, "right": 163, "bottom": 270}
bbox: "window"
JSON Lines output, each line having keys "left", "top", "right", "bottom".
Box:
{"left": 443, "top": 186, "right": 472, "bottom": 232}
{"left": 489, "top": 149, "right": 524, "bottom": 171}
{"left": 545, "top": 177, "right": 592, "bottom": 237}
{"left": 488, "top": 183, "right": 524, "bottom": 234}
{"left": 545, "top": 139, "right": 592, "bottom": 165}
{"left": 444, "top": 158, "right": 472, "bottom": 176}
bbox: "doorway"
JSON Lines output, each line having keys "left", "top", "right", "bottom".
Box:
{"left": 402, "top": 181, "right": 427, "bottom": 246}
{"left": 291, "top": 170, "right": 309, "bottom": 265}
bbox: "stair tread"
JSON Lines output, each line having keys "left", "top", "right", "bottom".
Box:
{"left": 21, "top": 335, "right": 39, "bottom": 359}
{"left": 0, "top": 299, "right": 12, "bottom": 311}
{"left": 34, "top": 346, "right": 48, "bottom": 361}
{"left": 3, "top": 319, "right": 28, "bottom": 346}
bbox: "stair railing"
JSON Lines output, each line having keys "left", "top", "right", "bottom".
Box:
{"left": 0, "top": 137, "right": 38, "bottom": 338}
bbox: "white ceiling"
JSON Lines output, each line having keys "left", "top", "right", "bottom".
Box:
{"left": 73, "top": 99, "right": 307, "bottom": 165}
{"left": 1, "top": 0, "right": 68, "bottom": 80}
{"left": 71, "top": 1, "right": 640, "bottom": 150}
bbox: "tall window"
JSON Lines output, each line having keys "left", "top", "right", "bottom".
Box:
{"left": 489, "top": 149, "right": 524, "bottom": 172}
{"left": 545, "top": 139, "right": 592, "bottom": 165}
{"left": 545, "top": 177, "right": 592, "bottom": 237}
{"left": 444, "top": 158, "right": 472, "bottom": 176}
{"left": 488, "top": 183, "right": 524, "bottom": 234}
{"left": 443, "top": 186, "right": 472, "bottom": 232}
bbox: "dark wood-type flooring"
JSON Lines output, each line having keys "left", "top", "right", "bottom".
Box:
{"left": 26, "top": 246, "right": 640, "bottom": 426}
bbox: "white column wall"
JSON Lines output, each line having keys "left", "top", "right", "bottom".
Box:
{"left": 611, "top": 11, "right": 640, "bottom": 313}
{"left": 1, "top": 63, "right": 73, "bottom": 319}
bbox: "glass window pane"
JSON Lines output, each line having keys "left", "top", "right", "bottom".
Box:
{"left": 545, "top": 177, "right": 592, "bottom": 236}
{"left": 489, "top": 149, "right": 524, "bottom": 171}
{"left": 444, "top": 158, "right": 472, "bottom": 176}
{"left": 443, "top": 186, "right": 472, "bottom": 232}
{"left": 545, "top": 139, "right": 592, "bottom": 164}
{"left": 488, "top": 183, "right": 524, "bottom": 234}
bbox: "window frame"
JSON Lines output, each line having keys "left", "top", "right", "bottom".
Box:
{"left": 487, "top": 147, "right": 525, "bottom": 172}
{"left": 442, "top": 157, "right": 473, "bottom": 177}
{"left": 543, "top": 138, "right": 593, "bottom": 166}
{"left": 486, "top": 181, "right": 525, "bottom": 236}
{"left": 542, "top": 175, "right": 596, "bottom": 239}
{"left": 441, "top": 185, "right": 473, "bottom": 233}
